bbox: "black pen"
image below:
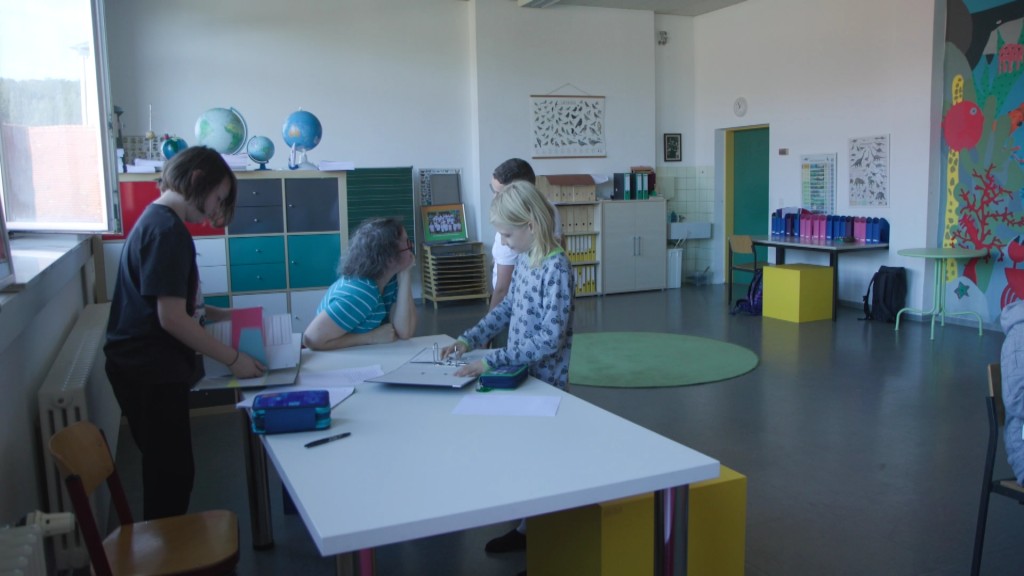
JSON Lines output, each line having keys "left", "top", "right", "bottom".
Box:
{"left": 304, "top": 431, "right": 351, "bottom": 449}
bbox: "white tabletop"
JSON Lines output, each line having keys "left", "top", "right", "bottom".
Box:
{"left": 262, "top": 335, "right": 719, "bottom": 557}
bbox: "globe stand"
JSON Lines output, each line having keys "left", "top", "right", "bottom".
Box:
{"left": 288, "top": 145, "right": 317, "bottom": 171}
{"left": 254, "top": 161, "right": 270, "bottom": 171}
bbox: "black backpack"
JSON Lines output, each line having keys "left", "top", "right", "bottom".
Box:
{"left": 731, "top": 269, "right": 764, "bottom": 316}
{"left": 860, "top": 266, "right": 907, "bottom": 322}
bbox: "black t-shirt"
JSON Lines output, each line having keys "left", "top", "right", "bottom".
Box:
{"left": 105, "top": 203, "right": 200, "bottom": 383}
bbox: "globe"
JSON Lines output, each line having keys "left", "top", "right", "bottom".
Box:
{"left": 194, "top": 107, "right": 248, "bottom": 154}
{"left": 282, "top": 109, "right": 322, "bottom": 170}
{"left": 246, "top": 136, "right": 275, "bottom": 171}
{"left": 161, "top": 136, "right": 187, "bottom": 160}
{"left": 282, "top": 110, "right": 322, "bottom": 152}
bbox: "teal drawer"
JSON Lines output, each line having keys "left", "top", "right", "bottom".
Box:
{"left": 230, "top": 263, "right": 287, "bottom": 292}
{"left": 205, "top": 294, "right": 230, "bottom": 308}
{"left": 288, "top": 234, "right": 341, "bottom": 288}
{"left": 229, "top": 237, "right": 285, "bottom": 265}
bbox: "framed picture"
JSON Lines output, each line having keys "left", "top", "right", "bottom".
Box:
{"left": 664, "top": 133, "right": 682, "bottom": 162}
{"left": 421, "top": 203, "right": 468, "bottom": 244}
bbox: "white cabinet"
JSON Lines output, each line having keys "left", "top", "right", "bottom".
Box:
{"left": 601, "top": 200, "right": 667, "bottom": 294}
{"left": 194, "top": 238, "right": 228, "bottom": 295}
{"left": 289, "top": 289, "right": 327, "bottom": 334}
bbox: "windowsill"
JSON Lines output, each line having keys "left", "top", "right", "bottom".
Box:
{"left": 5, "top": 234, "right": 92, "bottom": 290}
{"left": 0, "top": 234, "right": 94, "bottom": 351}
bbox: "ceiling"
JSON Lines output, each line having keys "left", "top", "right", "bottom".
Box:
{"left": 520, "top": 0, "right": 746, "bottom": 17}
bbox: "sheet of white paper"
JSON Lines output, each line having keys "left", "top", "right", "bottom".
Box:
{"left": 298, "top": 365, "right": 384, "bottom": 388}
{"left": 452, "top": 395, "right": 560, "bottom": 417}
{"left": 236, "top": 387, "right": 355, "bottom": 410}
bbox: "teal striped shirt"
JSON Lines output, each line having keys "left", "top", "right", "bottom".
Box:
{"left": 317, "top": 276, "right": 398, "bottom": 333}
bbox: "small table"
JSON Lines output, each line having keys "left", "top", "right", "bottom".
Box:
{"left": 750, "top": 236, "right": 890, "bottom": 321}
{"left": 895, "top": 247, "right": 986, "bottom": 340}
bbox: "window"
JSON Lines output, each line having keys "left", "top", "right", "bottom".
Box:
{"left": 0, "top": 0, "right": 116, "bottom": 232}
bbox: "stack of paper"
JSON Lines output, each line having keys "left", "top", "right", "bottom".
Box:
{"left": 128, "top": 158, "right": 163, "bottom": 172}
{"left": 220, "top": 153, "right": 249, "bottom": 170}
{"left": 201, "top": 309, "right": 301, "bottom": 386}
{"left": 317, "top": 160, "right": 355, "bottom": 171}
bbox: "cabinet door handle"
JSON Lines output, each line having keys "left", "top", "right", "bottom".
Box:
{"left": 256, "top": 275, "right": 262, "bottom": 280}
{"left": 253, "top": 217, "right": 260, "bottom": 223}
{"left": 287, "top": 204, "right": 294, "bottom": 208}
{"left": 255, "top": 248, "right": 262, "bottom": 253}
{"left": 251, "top": 190, "right": 257, "bottom": 196}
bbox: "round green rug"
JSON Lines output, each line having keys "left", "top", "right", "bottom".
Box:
{"left": 569, "top": 332, "right": 759, "bottom": 388}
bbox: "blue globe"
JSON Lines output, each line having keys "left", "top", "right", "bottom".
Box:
{"left": 281, "top": 110, "right": 322, "bottom": 152}
{"left": 161, "top": 136, "right": 187, "bottom": 159}
{"left": 246, "top": 136, "right": 275, "bottom": 170}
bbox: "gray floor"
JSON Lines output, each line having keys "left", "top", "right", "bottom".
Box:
{"left": 113, "top": 285, "right": 1024, "bottom": 575}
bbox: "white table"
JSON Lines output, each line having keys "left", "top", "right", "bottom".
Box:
{"left": 249, "top": 335, "right": 719, "bottom": 575}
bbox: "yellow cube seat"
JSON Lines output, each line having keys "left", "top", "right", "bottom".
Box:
{"left": 763, "top": 264, "right": 833, "bottom": 322}
{"left": 688, "top": 465, "right": 747, "bottom": 576}
{"left": 527, "top": 465, "right": 747, "bottom": 576}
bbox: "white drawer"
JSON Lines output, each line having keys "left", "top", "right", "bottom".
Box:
{"left": 194, "top": 238, "right": 227, "bottom": 267}
{"left": 199, "top": 265, "right": 228, "bottom": 294}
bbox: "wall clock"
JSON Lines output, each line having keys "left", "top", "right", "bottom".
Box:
{"left": 733, "top": 97, "right": 748, "bottom": 117}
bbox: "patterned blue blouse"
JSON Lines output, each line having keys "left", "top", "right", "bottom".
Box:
{"left": 460, "top": 249, "right": 574, "bottom": 388}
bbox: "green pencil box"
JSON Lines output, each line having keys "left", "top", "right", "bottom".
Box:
{"left": 251, "top": 390, "right": 331, "bottom": 434}
{"left": 479, "top": 365, "right": 528, "bottom": 389}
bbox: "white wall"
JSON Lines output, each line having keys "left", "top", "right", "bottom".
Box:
{"left": 690, "top": 0, "right": 941, "bottom": 306}
{"left": 470, "top": 2, "right": 656, "bottom": 240}
{"left": 0, "top": 240, "right": 93, "bottom": 524}
{"left": 106, "top": 0, "right": 659, "bottom": 245}
{"left": 105, "top": 0, "right": 476, "bottom": 200}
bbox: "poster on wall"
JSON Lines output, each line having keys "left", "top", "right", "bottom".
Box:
{"left": 530, "top": 95, "right": 606, "bottom": 158}
{"left": 848, "top": 134, "right": 889, "bottom": 208}
{"left": 801, "top": 153, "right": 836, "bottom": 214}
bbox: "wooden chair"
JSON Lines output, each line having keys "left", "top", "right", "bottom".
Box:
{"left": 48, "top": 421, "right": 239, "bottom": 576}
{"left": 727, "top": 235, "right": 766, "bottom": 306}
{"left": 971, "top": 363, "right": 1024, "bottom": 576}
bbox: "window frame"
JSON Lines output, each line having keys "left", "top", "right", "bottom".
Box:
{"left": 0, "top": 0, "right": 119, "bottom": 234}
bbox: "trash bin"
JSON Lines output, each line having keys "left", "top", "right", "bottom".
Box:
{"left": 667, "top": 248, "right": 684, "bottom": 289}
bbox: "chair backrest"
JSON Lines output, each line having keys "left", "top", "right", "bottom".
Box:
{"left": 989, "top": 363, "right": 1004, "bottom": 427}
{"left": 49, "top": 421, "right": 134, "bottom": 576}
{"left": 49, "top": 420, "right": 115, "bottom": 497}
{"left": 729, "top": 235, "right": 754, "bottom": 256}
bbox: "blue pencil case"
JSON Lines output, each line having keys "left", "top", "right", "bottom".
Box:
{"left": 251, "top": 390, "right": 331, "bottom": 434}
{"left": 479, "top": 365, "right": 528, "bottom": 389}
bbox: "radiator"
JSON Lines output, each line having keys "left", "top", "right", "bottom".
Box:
{"left": 36, "top": 302, "right": 119, "bottom": 571}
{"left": 0, "top": 525, "right": 46, "bottom": 576}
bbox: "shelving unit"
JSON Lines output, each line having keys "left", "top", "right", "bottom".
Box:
{"left": 556, "top": 202, "right": 600, "bottom": 297}
{"left": 106, "top": 171, "right": 347, "bottom": 333}
{"left": 420, "top": 242, "right": 489, "bottom": 309}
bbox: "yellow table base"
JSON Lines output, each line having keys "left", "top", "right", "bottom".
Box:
{"left": 528, "top": 466, "right": 747, "bottom": 576}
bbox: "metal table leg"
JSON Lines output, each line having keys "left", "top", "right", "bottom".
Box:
{"left": 241, "top": 406, "right": 274, "bottom": 549}
{"left": 654, "top": 486, "right": 690, "bottom": 576}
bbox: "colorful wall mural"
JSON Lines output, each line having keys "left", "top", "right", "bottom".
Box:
{"left": 943, "top": 0, "right": 1024, "bottom": 321}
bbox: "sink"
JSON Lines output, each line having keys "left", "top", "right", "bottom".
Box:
{"left": 668, "top": 221, "right": 712, "bottom": 240}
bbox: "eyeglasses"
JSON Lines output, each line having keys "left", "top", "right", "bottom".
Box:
{"left": 397, "top": 238, "right": 415, "bottom": 253}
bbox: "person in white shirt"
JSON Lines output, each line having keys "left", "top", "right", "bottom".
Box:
{"left": 489, "top": 158, "right": 562, "bottom": 312}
